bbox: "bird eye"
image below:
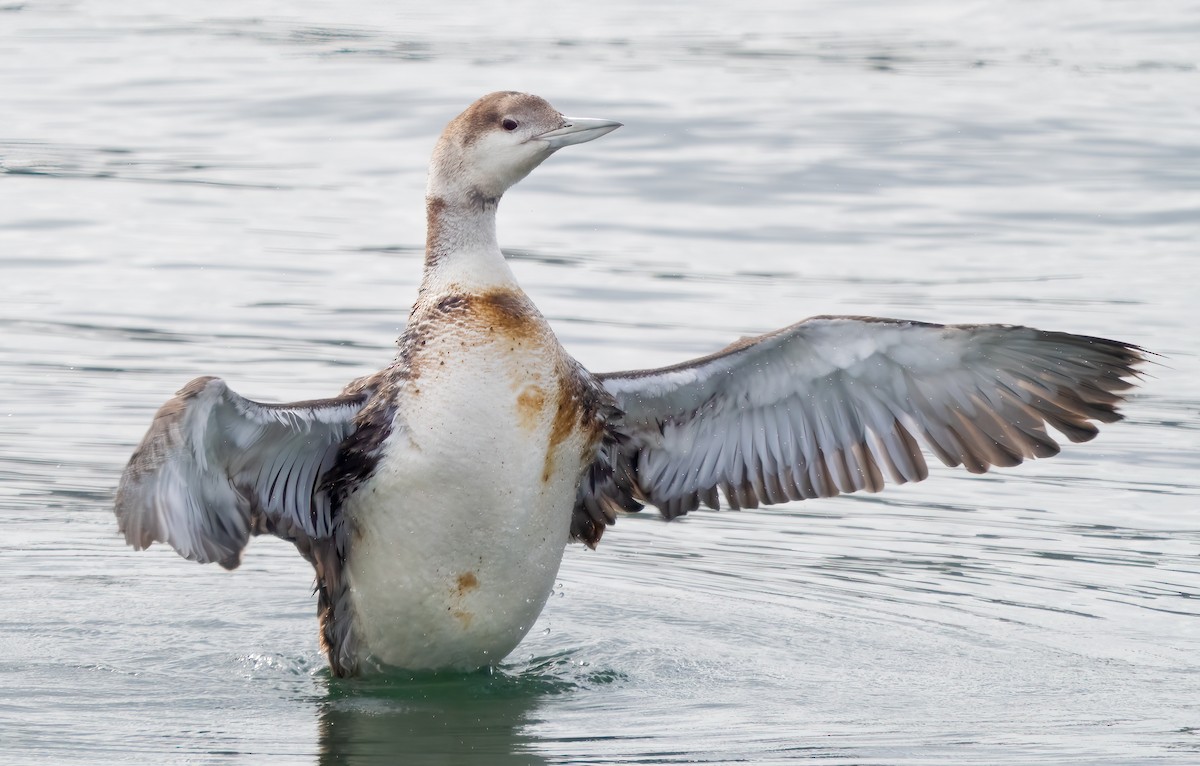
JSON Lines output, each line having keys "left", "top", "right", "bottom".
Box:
{"left": 501, "top": 118, "right": 519, "bottom": 131}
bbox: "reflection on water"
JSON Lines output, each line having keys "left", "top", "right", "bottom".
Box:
{"left": 1, "top": 0, "right": 1199, "bottom": 763}
{"left": 318, "top": 672, "right": 549, "bottom": 766}
{"left": 316, "top": 657, "right": 628, "bottom": 765}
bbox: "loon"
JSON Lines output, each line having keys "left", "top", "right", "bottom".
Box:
{"left": 115, "top": 91, "right": 1145, "bottom": 677}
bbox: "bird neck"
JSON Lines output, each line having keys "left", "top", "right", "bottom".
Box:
{"left": 419, "top": 193, "right": 516, "bottom": 296}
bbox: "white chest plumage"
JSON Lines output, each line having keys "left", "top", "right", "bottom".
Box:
{"left": 342, "top": 289, "right": 594, "bottom": 671}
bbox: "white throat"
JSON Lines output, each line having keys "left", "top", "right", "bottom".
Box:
{"left": 420, "top": 196, "right": 517, "bottom": 295}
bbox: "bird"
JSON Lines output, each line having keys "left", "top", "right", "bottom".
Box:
{"left": 115, "top": 91, "right": 1145, "bottom": 677}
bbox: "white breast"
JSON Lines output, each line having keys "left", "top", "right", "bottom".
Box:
{"left": 342, "top": 293, "right": 591, "bottom": 671}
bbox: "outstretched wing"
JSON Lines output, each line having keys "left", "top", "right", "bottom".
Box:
{"left": 583, "top": 316, "right": 1145, "bottom": 521}
{"left": 115, "top": 376, "right": 372, "bottom": 569}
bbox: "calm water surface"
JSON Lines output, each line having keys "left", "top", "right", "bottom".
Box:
{"left": 2, "top": 2, "right": 1199, "bottom": 764}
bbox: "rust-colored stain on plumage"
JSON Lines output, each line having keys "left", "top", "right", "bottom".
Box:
{"left": 543, "top": 389, "right": 576, "bottom": 483}
{"left": 455, "top": 571, "right": 479, "bottom": 594}
{"left": 412, "top": 288, "right": 542, "bottom": 342}
{"left": 424, "top": 196, "right": 449, "bottom": 264}
{"left": 516, "top": 385, "right": 547, "bottom": 430}
{"left": 542, "top": 362, "right": 591, "bottom": 484}
{"left": 475, "top": 288, "right": 541, "bottom": 340}
{"left": 451, "top": 571, "right": 479, "bottom": 628}
{"left": 405, "top": 285, "right": 587, "bottom": 486}
{"left": 401, "top": 287, "right": 544, "bottom": 383}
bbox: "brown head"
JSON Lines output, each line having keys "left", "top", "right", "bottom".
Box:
{"left": 427, "top": 91, "right": 621, "bottom": 207}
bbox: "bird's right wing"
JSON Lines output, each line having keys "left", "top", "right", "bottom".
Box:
{"left": 115, "top": 376, "right": 372, "bottom": 569}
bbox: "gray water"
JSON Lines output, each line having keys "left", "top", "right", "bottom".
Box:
{"left": 2, "top": 2, "right": 1199, "bottom": 764}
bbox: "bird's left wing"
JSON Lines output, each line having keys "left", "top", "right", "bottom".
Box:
{"left": 115, "top": 376, "right": 372, "bottom": 569}
{"left": 581, "top": 316, "right": 1144, "bottom": 522}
